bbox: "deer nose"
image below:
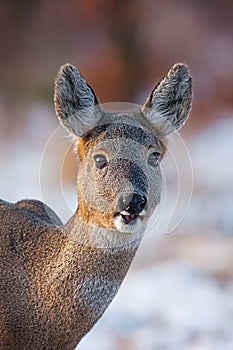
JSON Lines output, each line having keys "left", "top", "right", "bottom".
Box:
{"left": 119, "top": 193, "right": 147, "bottom": 215}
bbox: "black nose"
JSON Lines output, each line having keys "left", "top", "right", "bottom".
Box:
{"left": 119, "top": 193, "right": 147, "bottom": 215}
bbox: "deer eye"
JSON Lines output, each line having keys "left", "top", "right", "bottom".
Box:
{"left": 94, "top": 154, "right": 108, "bottom": 169}
{"left": 148, "top": 152, "right": 160, "bottom": 167}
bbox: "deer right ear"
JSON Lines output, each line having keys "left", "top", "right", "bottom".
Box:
{"left": 54, "top": 64, "right": 103, "bottom": 137}
{"left": 141, "top": 63, "right": 192, "bottom": 135}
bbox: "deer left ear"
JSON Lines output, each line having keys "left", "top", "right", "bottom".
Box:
{"left": 54, "top": 63, "right": 103, "bottom": 137}
{"left": 142, "top": 63, "right": 192, "bottom": 135}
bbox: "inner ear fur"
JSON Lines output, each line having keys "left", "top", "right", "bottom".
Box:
{"left": 142, "top": 63, "right": 192, "bottom": 135}
{"left": 54, "top": 63, "right": 103, "bottom": 137}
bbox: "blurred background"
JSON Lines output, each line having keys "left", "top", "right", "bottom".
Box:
{"left": 0, "top": 1, "right": 233, "bottom": 349}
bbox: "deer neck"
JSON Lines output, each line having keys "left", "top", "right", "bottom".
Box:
{"left": 53, "top": 211, "right": 141, "bottom": 333}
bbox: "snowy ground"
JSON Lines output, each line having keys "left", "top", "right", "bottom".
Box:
{"left": 0, "top": 104, "right": 233, "bottom": 350}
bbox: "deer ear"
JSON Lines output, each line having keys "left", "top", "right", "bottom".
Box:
{"left": 54, "top": 64, "right": 103, "bottom": 136}
{"left": 142, "top": 63, "right": 192, "bottom": 135}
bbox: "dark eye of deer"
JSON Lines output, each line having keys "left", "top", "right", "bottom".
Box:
{"left": 148, "top": 152, "right": 160, "bottom": 167}
{"left": 94, "top": 154, "right": 108, "bottom": 169}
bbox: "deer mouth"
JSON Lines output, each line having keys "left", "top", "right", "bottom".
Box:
{"left": 113, "top": 210, "right": 146, "bottom": 233}
{"left": 119, "top": 210, "right": 138, "bottom": 225}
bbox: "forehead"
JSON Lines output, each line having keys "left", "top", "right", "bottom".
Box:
{"left": 77, "top": 112, "right": 166, "bottom": 157}
{"left": 84, "top": 122, "right": 157, "bottom": 147}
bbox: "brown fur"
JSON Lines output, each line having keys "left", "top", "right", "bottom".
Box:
{"left": 77, "top": 192, "right": 115, "bottom": 229}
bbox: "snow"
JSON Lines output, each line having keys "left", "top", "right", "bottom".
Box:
{"left": 79, "top": 261, "right": 233, "bottom": 350}
{"left": 189, "top": 116, "right": 233, "bottom": 191}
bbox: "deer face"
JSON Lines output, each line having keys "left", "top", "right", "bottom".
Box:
{"left": 76, "top": 113, "right": 165, "bottom": 233}
{"left": 54, "top": 64, "right": 192, "bottom": 235}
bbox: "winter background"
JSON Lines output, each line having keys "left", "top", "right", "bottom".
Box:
{"left": 0, "top": 1, "right": 233, "bottom": 349}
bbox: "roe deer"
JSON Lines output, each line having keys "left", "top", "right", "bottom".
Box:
{"left": 0, "top": 63, "right": 192, "bottom": 349}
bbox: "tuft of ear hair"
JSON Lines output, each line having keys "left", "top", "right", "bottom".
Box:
{"left": 142, "top": 63, "right": 192, "bottom": 135}
{"left": 54, "top": 63, "right": 103, "bottom": 137}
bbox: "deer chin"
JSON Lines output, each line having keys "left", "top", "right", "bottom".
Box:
{"left": 113, "top": 210, "right": 145, "bottom": 233}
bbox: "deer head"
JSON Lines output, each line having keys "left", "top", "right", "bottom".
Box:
{"left": 54, "top": 63, "right": 192, "bottom": 242}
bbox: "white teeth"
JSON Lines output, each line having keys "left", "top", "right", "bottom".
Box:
{"left": 120, "top": 210, "right": 130, "bottom": 215}
{"left": 119, "top": 210, "right": 146, "bottom": 216}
